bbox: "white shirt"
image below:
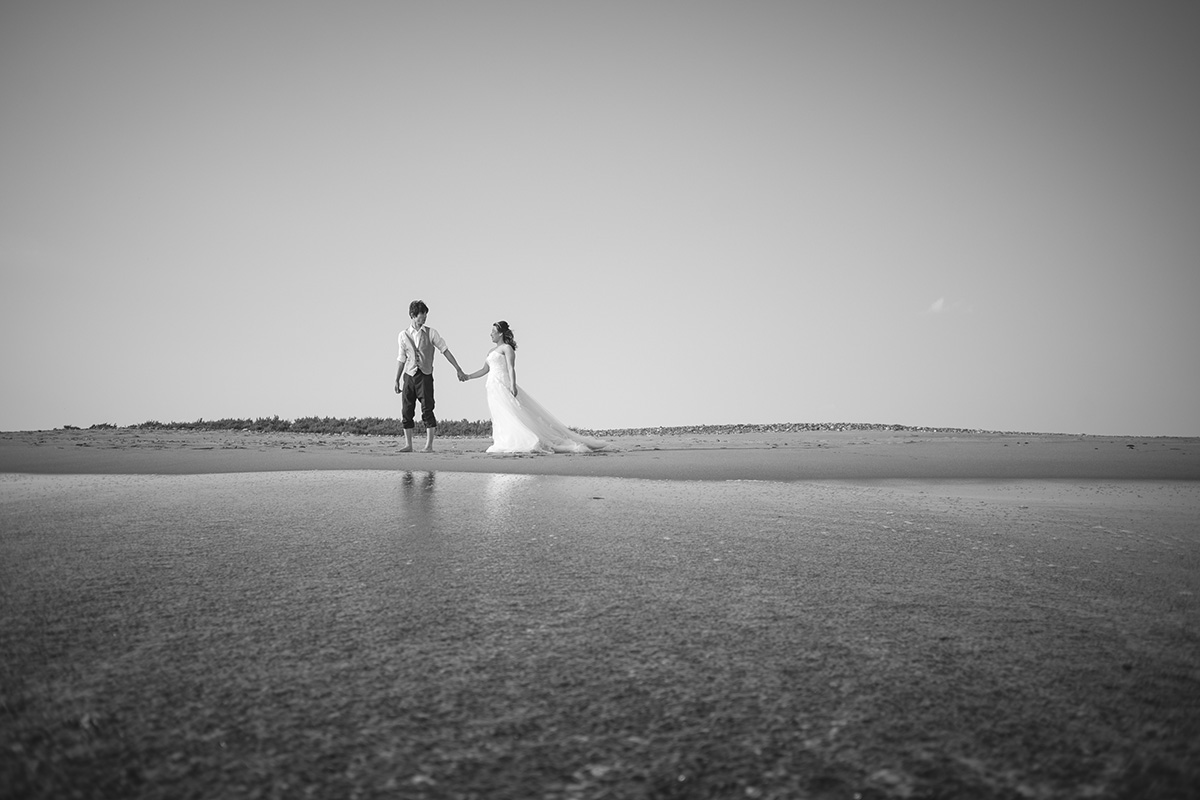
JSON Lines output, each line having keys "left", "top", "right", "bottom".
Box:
{"left": 397, "top": 324, "right": 448, "bottom": 375}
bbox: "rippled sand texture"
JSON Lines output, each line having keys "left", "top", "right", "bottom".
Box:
{"left": 2, "top": 471, "right": 1197, "bottom": 798}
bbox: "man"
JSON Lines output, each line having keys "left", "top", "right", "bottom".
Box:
{"left": 394, "top": 300, "right": 465, "bottom": 452}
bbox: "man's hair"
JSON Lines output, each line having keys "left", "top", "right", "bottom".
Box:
{"left": 409, "top": 300, "right": 429, "bottom": 318}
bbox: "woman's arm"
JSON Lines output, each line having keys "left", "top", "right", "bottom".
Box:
{"left": 463, "top": 362, "right": 490, "bottom": 381}
{"left": 504, "top": 346, "right": 518, "bottom": 396}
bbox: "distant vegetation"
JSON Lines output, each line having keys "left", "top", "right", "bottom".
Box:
{"left": 120, "top": 417, "right": 493, "bottom": 437}
{"left": 59, "top": 418, "right": 1023, "bottom": 436}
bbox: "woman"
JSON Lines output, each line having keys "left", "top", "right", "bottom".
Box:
{"left": 461, "top": 321, "right": 607, "bottom": 454}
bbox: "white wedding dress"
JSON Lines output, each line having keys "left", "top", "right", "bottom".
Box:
{"left": 485, "top": 348, "right": 607, "bottom": 454}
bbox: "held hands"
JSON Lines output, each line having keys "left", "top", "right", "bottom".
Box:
{"left": 457, "top": 369, "right": 468, "bottom": 382}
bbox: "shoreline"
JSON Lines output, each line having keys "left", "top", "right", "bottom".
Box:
{"left": 2, "top": 428, "right": 1197, "bottom": 482}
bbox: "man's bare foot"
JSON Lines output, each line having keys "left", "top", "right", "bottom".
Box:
{"left": 421, "top": 446, "right": 435, "bottom": 453}
{"left": 398, "top": 445, "right": 413, "bottom": 453}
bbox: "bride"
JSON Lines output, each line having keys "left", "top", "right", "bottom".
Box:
{"left": 461, "top": 321, "right": 607, "bottom": 454}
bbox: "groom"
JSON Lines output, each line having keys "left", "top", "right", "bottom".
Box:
{"left": 394, "top": 300, "right": 466, "bottom": 452}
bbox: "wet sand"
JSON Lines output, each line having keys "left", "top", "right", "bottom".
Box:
{"left": 2, "top": 430, "right": 1198, "bottom": 798}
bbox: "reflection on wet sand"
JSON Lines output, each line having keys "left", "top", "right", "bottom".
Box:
{"left": 399, "top": 469, "right": 436, "bottom": 494}
{"left": 484, "top": 472, "right": 539, "bottom": 528}
{"left": 396, "top": 470, "right": 436, "bottom": 534}
{"left": 397, "top": 470, "right": 540, "bottom": 528}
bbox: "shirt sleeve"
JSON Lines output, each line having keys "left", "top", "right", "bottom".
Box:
{"left": 397, "top": 332, "right": 409, "bottom": 362}
{"left": 429, "top": 327, "right": 448, "bottom": 352}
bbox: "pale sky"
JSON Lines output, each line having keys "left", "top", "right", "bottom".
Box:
{"left": 3, "top": 1, "right": 1198, "bottom": 435}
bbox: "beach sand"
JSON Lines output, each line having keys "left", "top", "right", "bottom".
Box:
{"left": 2, "top": 427, "right": 1198, "bottom": 481}
{"left": 2, "top": 429, "right": 1198, "bottom": 798}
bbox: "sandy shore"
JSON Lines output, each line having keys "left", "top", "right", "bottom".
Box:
{"left": 4, "top": 469, "right": 1198, "bottom": 798}
{"left": 3, "top": 429, "right": 1199, "bottom": 798}
{"left": 2, "top": 428, "right": 1198, "bottom": 481}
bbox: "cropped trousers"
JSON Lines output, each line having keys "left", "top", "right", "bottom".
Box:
{"left": 401, "top": 370, "right": 436, "bottom": 429}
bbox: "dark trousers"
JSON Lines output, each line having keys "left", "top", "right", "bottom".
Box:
{"left": 401, "top": 371, "right": 436, "bottom": 429}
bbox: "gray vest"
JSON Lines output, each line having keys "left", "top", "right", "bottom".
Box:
{"left": 406, "top": 327, "right": 435, "bottom": 375}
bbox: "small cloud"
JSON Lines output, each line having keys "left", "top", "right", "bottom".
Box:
{"left": 925, "top": 296, "right": 973, "bottom": 316}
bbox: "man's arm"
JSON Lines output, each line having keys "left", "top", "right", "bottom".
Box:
{"left": 442, "top": 348, "right": 466, "bottom": 380}
{"left": 429, "top": 328, "right": 466, "bottom": 379}
{"left": 395, "top": 335, "right": 410, "bottom": 393}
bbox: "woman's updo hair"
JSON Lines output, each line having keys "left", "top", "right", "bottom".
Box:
{"left": 494, "top": 320, "right": 517, "bottom": 349}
